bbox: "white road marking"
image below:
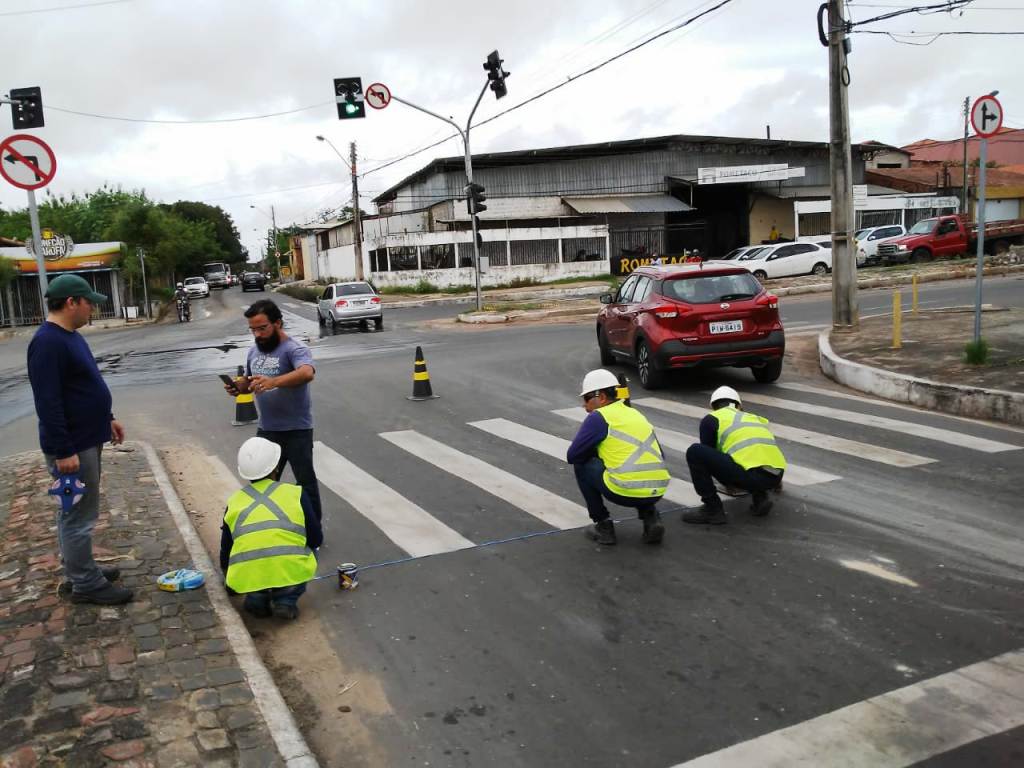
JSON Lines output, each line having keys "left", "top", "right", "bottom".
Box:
{"left": 379, "top": 430, "right": 591, "bottom": 530}
{"left": 669, "top": 647, "right": 1024, "bottom": 768}
{"left": 552, "top": 409, "right": 840, "bottom": 487}
{"left": 775, "top": 381, "right": 1024, "bottom": 434}
{"left": 838, "top": 559, "right": 919, "bottom": 587}
{"left": 313, "top": 441, "right": 474, "bottom": 558}
{"left": 735, "top": 391, "right": 1021, "bottom": 453}
{"left": 469, "top": 418, "right": 701, "bottom": 507}
{"left": 636, "top": 397, "right": 934, "bottom": 468}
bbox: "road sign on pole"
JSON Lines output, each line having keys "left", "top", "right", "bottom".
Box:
{"left": 365, "top": 83, "right": 391, "bottom": 110}
{"left": 970, "top": 95, "right": 1003, "bottom": 139}
{"left": 1, "top": 134, "right": 58, "bottom": 302}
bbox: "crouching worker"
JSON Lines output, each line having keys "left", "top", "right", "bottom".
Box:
{"left": 221, "top": 437, "right": 322, "bottom": 620}
{"left": 567, "top": 369, "right": 670, "bottom": 545}
{"left": 682, "top": 386, "right": 786, "bottom": 525}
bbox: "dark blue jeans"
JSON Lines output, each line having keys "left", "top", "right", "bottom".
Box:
{"left": 243, "top": 582, "right": 307, "bottom": 614}
{"left": 257, "top": 428, "right": 322, "bottom": 523}
{"left": 573, "top": 457, "right": 662, "bottom": 523}
{"left": 685, "top": 443, "right": 782, "bottom": 507}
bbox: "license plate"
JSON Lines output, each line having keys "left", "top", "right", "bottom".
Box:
{"left": 710, "top": 320, "right": 743, "bottom": 334}
{"left": 351, "top": 300, "right": 366, "bottom": 306}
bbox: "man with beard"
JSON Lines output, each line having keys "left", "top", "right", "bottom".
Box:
{"left": 223, "top": 299, "right": 322, "bottom": 524}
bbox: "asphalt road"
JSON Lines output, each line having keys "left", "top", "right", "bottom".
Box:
{"left": 1, "top": 278, "right": 1022, "bottom": 767}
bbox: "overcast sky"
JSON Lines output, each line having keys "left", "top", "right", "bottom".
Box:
{"left": 2, "top": 0, "right": 1021, "bottom": 259}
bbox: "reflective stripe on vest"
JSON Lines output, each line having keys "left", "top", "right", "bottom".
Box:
{"left": 224, "top": 479, "right": 316, "bottom": 593}
{"left": 712, "top": 406, "right": 787, "bottom": 472}
{"left": 596, "top": 400, "right": 671, "bottom": 498}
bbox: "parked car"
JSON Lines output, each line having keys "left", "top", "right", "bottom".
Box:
{"left": 183, "top": 276, "right": 209, "bottom": 298}
{"left": 736, "top": 242, "right": 832, "bottom": 281}
{"left": 317, "top": 281, "right": 383, "bottom": 329}
{"left": 877, "top": 213, "right": 1024, "bottom": 264}
{"left": 596, "top": 263, "right": 785, "bottom": 389}
{"left": 720, "top": 245, "right": 767, "bottom": 261}
{"left": 854, "top": 225, "right": 907, "bottom": 266}
{"left": 241, "top": 272, "right": 266, "bottom": 292}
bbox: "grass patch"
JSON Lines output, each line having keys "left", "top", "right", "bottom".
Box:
{"left": 482, "top": 302, "right": 545, "bottom": 312}
{"left": 963, "top": 338, "right": 989, "bottom": 365}
{"left": 276, "top": 283, "right": 322, "bottom": 303}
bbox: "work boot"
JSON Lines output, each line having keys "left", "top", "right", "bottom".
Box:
{"left": 585, "top": 519, "right": 617, "bottom": 545}
{"left": 272, "top": 603, "right": 299, "bottom": 621}
{"left": 70, "top": 582, "right": 134, "bottom": 606}
{"left": 640, "top": 509, "right": 665, "bottom": 544}
{"left": 750, "top": 491, "right": 774, "bottom": 517}
{"left": 59, "top": 566, "right": 121, "bottom": 598}
{"left": 681, "top": 504, "right": 727, "bottom": 525}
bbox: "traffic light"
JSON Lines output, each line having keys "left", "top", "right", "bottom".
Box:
{"left": 10, "top": 86, "right": 44, "bottom": 129}
{"left": 483, "top": 51, "right": 509, "bottom": 100}
{"left": 333, "top": 77, "right": 365, "bottom": 120}
{"left": 466, "top": 183, "right": 487, "bottom": 215}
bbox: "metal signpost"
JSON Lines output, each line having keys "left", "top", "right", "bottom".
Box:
{"left": 0, "top": 133, "right": 57, "bottom": 302}
{"left": 969, "top": 93, "right": 1003, "bottom": 343}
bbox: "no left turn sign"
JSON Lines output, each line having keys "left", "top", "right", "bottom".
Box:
{"left": 0, "top": 133, "right": 57, "bottom": 190}
{"left": 366, "top": 82, "right": 391, "bottom": 110}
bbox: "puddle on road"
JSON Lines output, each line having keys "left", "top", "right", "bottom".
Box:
{"left": 838, "top": 559, "right": 919, "bottom": 588}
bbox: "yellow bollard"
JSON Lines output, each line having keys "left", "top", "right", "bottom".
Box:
{"left": 891, "top": 291, "right": 902, "bottom": 349}
{"left": 912, "top": 274, "right": 919, "bottom": 315}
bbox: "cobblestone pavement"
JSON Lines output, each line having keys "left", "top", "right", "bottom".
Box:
{"left": 0, "top": 444, "right": 285, "bottom": 767}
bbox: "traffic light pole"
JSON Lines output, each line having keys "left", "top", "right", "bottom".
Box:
{"left": 390, "top": 81, "right": 490, "bottom": 312}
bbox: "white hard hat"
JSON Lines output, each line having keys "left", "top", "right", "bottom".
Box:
{"left": 579, "top": 369, "right": 620, "bottom": 397}
{"left": 710, "top": 386, "right": 741, "bottom": 407}
{"left": 176, "top": 282, "right": 184, "bottom": 288}
{"left": 237, "top": 437, "right": 282, "bottom": 481}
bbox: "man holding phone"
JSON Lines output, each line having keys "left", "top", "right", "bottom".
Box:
{"left": 223, "top": 299, "right": 323, "bottom": 524}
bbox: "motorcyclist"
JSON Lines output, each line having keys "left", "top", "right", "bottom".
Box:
{"left": 174, "top": 282, "right": 190, "bottom": 322}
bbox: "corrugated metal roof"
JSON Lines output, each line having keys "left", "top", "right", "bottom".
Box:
{"left": 564, "top": 194, "right": 692, "bottom": 214}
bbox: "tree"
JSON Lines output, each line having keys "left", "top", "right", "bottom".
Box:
{"left": 163, "top": 201, "right": 243, "bottom": 265}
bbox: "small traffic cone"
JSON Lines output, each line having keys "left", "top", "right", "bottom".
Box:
{"left": 616, "top": 373, "right": 631, "bottom": 407}
{"left": 407, "top": 346, "right": 439, "bottom": 401}
{"left": 231, "top": 365, "right": 258, "bottom": 426}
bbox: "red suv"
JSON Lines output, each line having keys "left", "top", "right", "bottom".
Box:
{"left": 596, "top": 263, "right": 785, "bottom": 389}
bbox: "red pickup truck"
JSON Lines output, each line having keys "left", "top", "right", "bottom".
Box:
{"left": 877, "top": 214, "right": 1024, "bottom": 265}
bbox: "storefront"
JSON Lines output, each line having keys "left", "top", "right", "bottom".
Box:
{"left": 0, "top": 237, "right": 124, "bottom": 326}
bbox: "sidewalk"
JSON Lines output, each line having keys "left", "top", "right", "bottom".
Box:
{"left": 0, "top": 444, "right": 314, "bottom": 767}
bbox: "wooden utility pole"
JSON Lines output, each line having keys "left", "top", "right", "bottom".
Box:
{"left": 350, "top": 141, "right": 365, "bottom": 281}
{"left": 828, "top": 0, "right": 858, "bottom": 330}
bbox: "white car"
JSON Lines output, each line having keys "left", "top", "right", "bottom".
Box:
{"left": 736, "top": 242, "right": 832, "bottom": 281}
{"left": 720, "top": 245, "right": 767, "bottom": 261}
{"left": 183, "top": 276, "right": 210, "bottom": 298}
{"left": 855, "top": 225, "right": 907, "bottom": 266}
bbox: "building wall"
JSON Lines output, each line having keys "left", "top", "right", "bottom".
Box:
{"left": 749, "top": 195, "right": 795, "bottom": 243}
{"left": 866, "top": 150, "right": 911, "bottom": 169}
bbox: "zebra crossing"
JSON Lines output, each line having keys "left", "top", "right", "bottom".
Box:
{"left": 307, "top": 386, "right": 1022, "bottom": 566}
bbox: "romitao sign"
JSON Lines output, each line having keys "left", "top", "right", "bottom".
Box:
{"left": 26, "top": 228, "right": 75, "bottom": 260}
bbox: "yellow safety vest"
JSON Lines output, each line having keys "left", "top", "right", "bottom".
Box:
{"left": 711, "top": 406, "right": 787, "bottom": 471}
{"left": 223, "top": 479, "right": 317, "bottom": 593}
{"left": 596, "top": 400, "right": 671, "bottom": 498}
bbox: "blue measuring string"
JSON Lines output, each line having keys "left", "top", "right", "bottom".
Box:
{"left": 309, "top": 507, "right": 685, "bottom": 583}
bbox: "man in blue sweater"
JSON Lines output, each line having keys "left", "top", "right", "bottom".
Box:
{"left": 27, "top": 274, "right": 133, "bottom": 606}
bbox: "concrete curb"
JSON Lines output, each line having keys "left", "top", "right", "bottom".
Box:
{"left": 457, "top": 305, "right": 598, "bottom": 324}
{"left": 140, "top": 441, "right": 320, "bottom": 768}
{"left": 818, "top": 330, "right": 1024, "bottom": 426}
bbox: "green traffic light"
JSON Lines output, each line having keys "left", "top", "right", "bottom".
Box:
{"left": 345, "top": 102, "right": 359, "bottom": 115}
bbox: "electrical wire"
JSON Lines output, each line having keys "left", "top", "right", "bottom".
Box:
{"left": 848, "top": 0, "right": 974, "bottom": 26}
{"left": 0, "top": 0, "right": 132, "bottom": 17}
{"left": 44, "top": 101, "right": 333, "bottom": 125}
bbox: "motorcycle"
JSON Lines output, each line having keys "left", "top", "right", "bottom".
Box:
{"left": 176, "top": 296, "right": 191, "bottom": 323}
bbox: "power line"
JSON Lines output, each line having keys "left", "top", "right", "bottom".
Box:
{"left": 44, "top": 101, "right": 333, "bottom": 125}
{"left": 848, "top": 0, "right": 975, "bottom": 27}
{"left": 854, "top": 28, "right": 1024, "bottom": 42}
{"left": 0, "top": 0, "right": 132, "bottom": 17}
{"left": 360, "top": 0, "right": 736, "bottom": 180}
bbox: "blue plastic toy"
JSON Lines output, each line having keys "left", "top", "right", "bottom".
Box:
{"left": 48, "top": 473, "right": 87, "bottom": 513}
{"left": 157, "top": 568, "right": 206, "bottom": 592}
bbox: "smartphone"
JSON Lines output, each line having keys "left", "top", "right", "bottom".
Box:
{"left": 219, "top": 374, "right": 237, "bottom": 387}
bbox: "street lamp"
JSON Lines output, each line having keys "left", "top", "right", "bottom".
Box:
{"left": 316, "top": 134, "right": 365, "bottom": 280}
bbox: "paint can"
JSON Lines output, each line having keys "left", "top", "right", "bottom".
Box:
{"left": 337, "top": 563, "right": 359, "bottom": 590}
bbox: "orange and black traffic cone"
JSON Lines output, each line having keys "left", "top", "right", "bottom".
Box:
{"left": 616, "top": 372, "right": 631, "bottom": 407}
{"left": 231, "top": 365, "right": 258, "bottom": 426}
{"left": 407, "top": 346, "right": 439, "bottom": 401}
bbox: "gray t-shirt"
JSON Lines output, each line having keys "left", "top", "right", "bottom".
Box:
{"left": 246, "top": 337, "right": 314, "bottom": 431}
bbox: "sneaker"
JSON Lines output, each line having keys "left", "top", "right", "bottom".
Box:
{"left": 59, "top": 566, "right": 121, "bottom": 598}
{"left": 750, "top": 491, "right": 774, "bottom": 517}
{"left": 70, "top": 582, "right": 133, "bottom": 605}
{"left": 681, "top": 505, "right": 727, "bottom": 525}
{"left": 640, "top": 510, "right": 665, "bottom": 544}
{"left": 584, "top": 519, "right": 617, "bottom": 545}
{"left": 271, "top": 603, "right": 299, "bottom": 621}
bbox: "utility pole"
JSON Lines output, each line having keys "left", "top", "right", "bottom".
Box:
{"left": 827, "top": 0, "right": 858, "bottom": 330}
{"left": 961, "top": 96, "right": 970, "bottom": 216}
{"left": 350, "top": 141, "right": 365, "bottom": 280}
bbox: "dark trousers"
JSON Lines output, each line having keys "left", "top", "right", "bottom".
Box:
{"left": 573, "top": 457, "right": 662, "bottom": 523}
{"left": 243, "top": 582, "right": 307, "bottom": 614}
{"left": 685, "top": 443, "right": 782, "bottom": 508}
{"left": 257, "top": 428, "right": 323, "bottom": 523}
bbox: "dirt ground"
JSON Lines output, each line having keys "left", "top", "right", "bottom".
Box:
{"left": 830, "top": 307, "right": 1024, "bottom": 392}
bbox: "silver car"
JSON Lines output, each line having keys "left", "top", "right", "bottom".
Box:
{"left": 317, "top": 281, "right": 383, "bottom": 329}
